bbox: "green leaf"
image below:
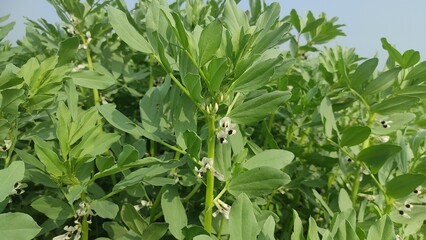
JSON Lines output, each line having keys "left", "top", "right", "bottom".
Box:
{"left": 0, "top": 64, "right": 23, "bottom": 90}
{"left": 108, "top": 7, "right": 153, "bottom": 54}
{"left": 183, "top": 73, "right": 202, "bottom": 102}
{"left": 229, "top": 91, "right": 291, "bottom": 124}
{"left": 229, "top": 167, "right": 290, "bottom": 197}
{"left": 340, "top": 126, "right": 371, "bottom": 147}
{"left": 366, "top": 215, "right": 395, "bottom": 240}
{"left": 357, "top": 144, "right": 401, "bottom": 173}
{"left": 206, "top": 58, "right": 227, "bottom": 92}
{"left": 290, "top": 9, "right": 301, "bottom": 32}
{"left": 229, "top": 57, "right": 283, "bottom": 92}
{"left": 0, "top": 212, "right": 41, "bottom": 240}
{"left": 319, "top": 97, "right": 338, "bottom": 138}
{"left": 372, "top": 96, "right": 419, "bottom": 115}
{"left": 56, "top": 101, "right": 71, "bottom": 159}
{"left": 0, "top": 161, "right": 25, "bottom": 202}
{"left": 14, "top": 149, "right": 45, "bottom": 170}
{"left": 120, "top": 203, "right": 148, "bottom": 236}
{"left": 33, "top": 136, "right": 65, "bottom": 178}
{"left": 141, "top": 223, "right": 169, "bottom": 240}
{"left": 161, "top": 185, "right": 187, "bottom": 240}
{"left": 214, "top": 141, "right": 232, "bottom": 181}
{"left": 153, "top": 31, "right": 172, "bottom": 73}
{"left": 350, "top": 58, "right": 378, "bottom": 91}
{"left": 171, "top": 12, "right": 189, "bottom": 49}
{"left": 258, "top": 215, "right": 276, "bottom": 240}
{"left": 401, "top": 49, "right": 420, "bottom": 68}
{"left": 301, "top": 18, "right": 325, "bottom": 34}
{"left": 386, "top": 174, "right": 426, "bottom": 199}
{"left": 70, "top": 70, "right": 116, "bottom": 89}
{"left": 57, "top": 37, "right": 79, "bottom": 66}
{"left": 364, "top": 68, "right": 401, "bottom": 95}
{"left": 338, "top": 188, "right": 352, "bottom": 212}
{"left": 0, "top": 22, "right": 15, "bottom": 41}
{"left": 99, "top": 104, "right": 160, "bottom": 142}
{"left": 307, "top": 217, "right": 320, "bottom": 240}
{"left": 243, "top": 149, "right": 294, "bottom": 170}
{"left": 381, "top": 38, "right": 403, "bottom": 65}
{"left": 139, "top": 87, "right": 163, "bottom": 133}
{"left": 398, "top": 86, "right": 426, "bottom": 99}
{"left": 229, "top": 193, "right": 258, "bottom": 240}
{"left": 117, "top": 145, "right": 139, "bottom": 167}
{"left": 405, "top": 61, "right": 426, "bottom": 81}
{"left": 291, "top": 210, "right": 305, "bottom": 240}
{"left": 183, "top": 131, "right": 201, "bottom": 158}
{"left": 31, "top": 196, "right": 73, "bottom": 220}
{"left": 91, "top": 199, "right": 119, "bottom": 219}
{"left": 199, "top": 20, "right": 222, "bottom": 66}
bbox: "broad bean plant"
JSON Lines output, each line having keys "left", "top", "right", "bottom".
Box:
{"left": 0, "top": 0, "right": 425, "bottom": 239}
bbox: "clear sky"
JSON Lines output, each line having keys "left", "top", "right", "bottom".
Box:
{"left": 1, "top": 0, "right": 425, "bottom": 66}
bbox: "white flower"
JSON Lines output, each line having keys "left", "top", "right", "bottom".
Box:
{"left": 202, "top": 157, "right": 213, "bottom": 170}
{"left": 287, "top": 85, "right": 294, "bottom": 91}
{"left": 213, "top": 171, "right": 225, "bottom": 181}
{"left": 219, "top": 117, "right": 232, "bottom": 129}
{"left": 194, "top": 157, "right": 214, "bottom": 177}
{"left": 53, "top": 233, "right": 71, "bottom": 240}
{"left": 0, "top": 139, "right": 11, "bottom": 152}
{"left": 378, "top": 135, "right": 390, "bottom": 143}
{"left": 214, "top": 199, "right": 231, "bottom": 219}
{"left": 217, "top": 130, "right": 228, "bottom": 144}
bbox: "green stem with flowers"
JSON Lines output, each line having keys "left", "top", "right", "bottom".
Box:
{"left": 204, "top": 114, "right": 216, "bottom": 233}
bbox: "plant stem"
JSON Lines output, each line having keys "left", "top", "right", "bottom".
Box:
{"left": 204, "top": 115, "right": 216, "bottom": 233}
{"left": 148, "top": 54, "right": 156, "bottom": 157}
{"left": 351, "top": 112, "right": 377, "bottom": 205}
{"left": 182, "top": 181, "right": 202, "bottom": 202}
{"left": 81, "top": 214, "right": 89, "bottom": 240}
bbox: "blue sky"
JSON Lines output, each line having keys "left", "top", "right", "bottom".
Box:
{"left": 1, "top": 0, "right": 425, "bottom": 66}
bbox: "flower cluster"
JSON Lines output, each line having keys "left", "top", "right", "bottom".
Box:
{"left": 216, "top": 117, "right": 237, "bottom": 144}
{"left": 194, "top": 157, "right": 224, "bottom": 181}
{"left": 395, "top": 186, "right": 423, "bottom": 219}
{"left": 134, "top": 199, "right": 153, "bottom": 211}
{"left": 53, "top": 202, "right": 93, "bottom": 240}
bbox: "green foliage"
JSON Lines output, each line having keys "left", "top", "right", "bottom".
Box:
{"left": 0, "top": 0, "right": 426, "bottom": 239}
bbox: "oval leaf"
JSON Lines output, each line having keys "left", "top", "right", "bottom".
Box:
{"left": 108, "top": 7, "right": 153, "bottom": 54}
{"left": 0, "top": 161, "right": 25, "bottom": 202}
{"left": 243, "top": 149, "right": 294, "bottom": 170}
{"left": 31, "top": 196, "right": 74, "bottom": 220}
{"left": 350, "top": 58, "right": 378, "bottom": 91}
{"left": 386, "top": 174, "right": 426, "bottom": 199}
{"left": 229, "top": 166, "right": 290, "bottom": 197}
{"left": 340, "top": 126, "right": 371, "bottom": 147}
{"left": 228, "top": 91, "right": 291, "bottom": 124}
{"left": 161, "top": 185, "right": 187, "bottom": 239}
{"left": 91, "top": 199, "right": 119, "bottom": 219}
{"left": 0, "top": 213, "right": 41, "bottom": 240}
{"left": 372, "top": 96, "right": 419, "bottom": 115}
{"left": 70, "top": 70, "right": 115, "bottom": 89}
{"left": 357, "top": 144, "right": 401, "bottom": 173}
{"left": 199, "top": 20, "right": 222, "bottom": 66}
{"left": 364, "top": 68, "right": 400, "bottom": 95}
{"left": 229, "top": 193, "right": 258, "bottom": 240}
